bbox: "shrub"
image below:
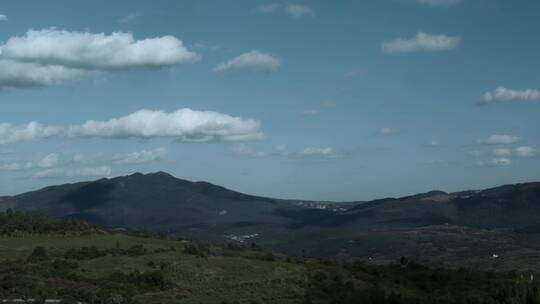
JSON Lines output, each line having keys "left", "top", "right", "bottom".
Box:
{"left": 65, "top": 246, "right": 105, "bottom": 260}
{"left": 183, "top": 242, "right": 211, "bottom": 257}
{"left": 29, "top": 246, "right": 48, "bottom": 260}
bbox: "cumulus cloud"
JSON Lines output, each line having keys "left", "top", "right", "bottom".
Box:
{"left": 214, "top": 51, "right": 280, "bottom": 73}
{"left": 476, "top": 158, "right": 512, "bottom": 167}
{"left": 494, "top": 146, "right": 537, "bottom": 158}
{"left": 115, "top": 148, "right": 168, "bottom": 164}
{"left": 38, "top": 153, "right": 60, "bottom": 168}
{"left": 382, "top": 32, "right": 461, "bottom": 53}
{"left": 0, "top": 28, "right": 200, "bottom": 89}
{"left": 0, "top": 28, "right": 200, "bottom": 70}
{"left": 0, "top": 154, "right": 60, "bottom": 171}
{"left": 480, "top": 87, "right": 540, "bottom": 104}
{"left": 286, "top": 4, "right": 315, "bottom": 18}
{"left": 515, "top": 146, "right": 537, "bottom": 157}
{"left": 0, "top": 121, "right": 61, "bottom": 144}
{"left": 0, "top": 60, "right": 88, "bottom": 89}
{"left": 477, "top": 134, "right": 520, "bottom": 145}
{"left": 418, "top": 0, "right": 462, "bottom": 6}
{"left": 34, "top": 166, "right": 112, "bottom": 178}
{"left": 0, "top": 15, "right": 8, "bottom": 21}
{"left": 0, "top": 108, "right": 263, "bottom": 144}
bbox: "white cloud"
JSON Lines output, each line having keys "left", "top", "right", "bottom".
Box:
{"left": 0, "top": 28, "right": 200, "bottom": 71}
{"left": 0, "top": 108, "right": 263, "bottom": 144}
{"left": 0, "top": 121, "right": 61, "bottom": 144}
{"left": 494, "top": 146, "right": 537, "bottom": 158}
{"left": 477, "top": 134, "right": 520, "bottom": 145}
{"left": 38, "top": 153, "right": 60, "bottom": 168}
{"left": 256, "top": 3, "right": 314, "bottom": 18}
{"left": 493, "top": 146, "right": 538, "bottom": 157}
{"left": 34, "top": 166, "right": 112, "bottom": 178}
{"left": 515, "top": 146, "right": 537, "bottom": 157}
{"left": 286, "top": 4, "right": 315, "bottom": 18}
{"left": 379, "top": 127, "right": 397, "bottom": 135}
{"left": 273, "top": 144, "right": 289, "bottom": 155}
{"left": 299, "top": 147, "right": 340, "bottom": 158}
{"left": 118, "top": 13, "right": 140, "bottom": 24}
{"left": 418, "top": 0, "right": 462, "bottom": 6}
{"left": 271, "top": 144, "right": 345, "bottom": 159}
{"left": 480, "top": 87, "right": 540, "bottom": 104}
{"left": 382, "top": 32, "right": 461, "bottom": 53}
{"left": 493, "top": 148, "right": 512, "bottom": 157}
{"left": 214, "top": 51, "right": 280, "bottom": 73}
{"left": 0, "top": 60, "right": 88, "bottom": 89}
{"left": 257, "top": 3, "right": 282, "bottom": 13}
{"left": 477, "top": 158, "right": 512, "bottom": 167}
{"left": 33, "top": 168, "right": 64, "bottom": 178}
{"left": 231, "top": 144, "right": 266, "bottom": 157}
{"left": 0, "top": 15, "right": 8, "bottom": 21}
{"left": 0, "top": 162, "right": 32, "bottom": 171}
{"left": 0, "top": 29, "right": 199, "bottom": 90}
{"left": 428, "top": 140, "right": 440, "bottom": 147}
{"left": 72, "top": 166, "right": 112, "bottom": 177}
{"left": 115, "top": 148, "right": 168, "bottom": 164}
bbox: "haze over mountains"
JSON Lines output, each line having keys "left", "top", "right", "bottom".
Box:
{"left": 1, "top": 172, "right": 540, "bottom": 272}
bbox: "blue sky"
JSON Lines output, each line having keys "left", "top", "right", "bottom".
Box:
{"left": 0, "top": 0, "right": 539, "bottom": 201}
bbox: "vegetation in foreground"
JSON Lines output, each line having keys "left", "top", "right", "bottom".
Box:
{"left": 1, "top": 210, "right": 539, "bottom": 304}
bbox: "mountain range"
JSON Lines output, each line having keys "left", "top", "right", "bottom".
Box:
{"left": 1, "top": 172, "right": 540, "bottom": 271}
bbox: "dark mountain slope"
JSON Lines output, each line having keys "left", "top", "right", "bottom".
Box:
{"left": 0, "top": 172, "right": 296, "bottom": 233}
{"left": 453, "top": 182, "right": 540, "bottom": 228}
{"left": 3, "top": 175, "right": 540, "bottom": 232}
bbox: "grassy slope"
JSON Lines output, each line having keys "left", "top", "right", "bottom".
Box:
{"left": 0, "top": 234, "right": 306, "bottom": 304}
{"left": 2, "top": 232, "right": 540, "bottom": 303}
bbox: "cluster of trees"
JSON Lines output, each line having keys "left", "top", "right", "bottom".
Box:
{"left": 0, "top": 244, "right": 173, "bottom": 303}
{"left": 64, "top": 244, "right": 154, "bottom": 260}
{"left": 0, "top": 209, "right": 96, "bottom": 236}
{"left": 304, "top": 258, "right": 540, "bottom": 304}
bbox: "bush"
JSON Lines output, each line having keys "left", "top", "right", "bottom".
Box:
{"left": 29, "top": 246, "right": 48, "bottom": 260}
{"left": 126, "top": 245, "right": 147, "bottom": 256}
{"left": 183, "top": 242, "right": 211, "bottom": 257}
{"left": 65, "top": 246, "right": 105, "bottom": 260}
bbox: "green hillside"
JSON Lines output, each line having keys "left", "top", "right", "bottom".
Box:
{"left": 1, "top": 210, "right": 540, "bottom": 303}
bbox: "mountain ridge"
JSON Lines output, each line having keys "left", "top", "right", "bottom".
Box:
{"left": 2, "top": 172, "right": 540, "bottom": 269}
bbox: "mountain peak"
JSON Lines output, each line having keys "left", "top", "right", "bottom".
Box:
{"left": 126, "top": 171, "right": 176, "bottom": 180}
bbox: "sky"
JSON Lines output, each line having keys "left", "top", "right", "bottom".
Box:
{"left": 0, "top": 0, "right": 539, "bottom": 201}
